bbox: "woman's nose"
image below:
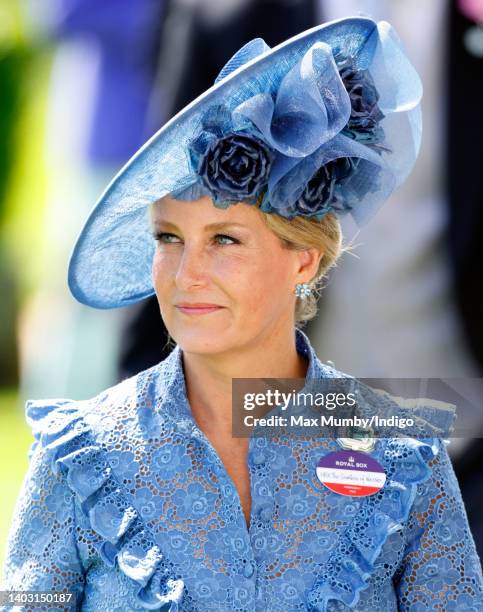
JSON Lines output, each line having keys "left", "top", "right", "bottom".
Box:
{"left": 175, "top": 244, "right": 208, "bottom": 290}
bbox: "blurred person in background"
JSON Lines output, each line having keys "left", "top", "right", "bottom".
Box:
{"left": 0, "top": 0, "right": 34, "bottom": 389}
{"left": 118, "top": 0, "right": 483, "bottom": 558}
{"left": 18, "top": 0, "right": 169, "bottom": 400}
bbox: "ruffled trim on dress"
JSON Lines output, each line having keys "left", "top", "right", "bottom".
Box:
{"left": 306, "top": 436, "right": 443, "bottom": 611}
{"left": 25, "top": 399, "right": 185, "bottom": 611}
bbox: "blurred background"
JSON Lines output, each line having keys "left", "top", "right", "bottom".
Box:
{"left": 1, "top": 0, "right": 482, "bottom": 569}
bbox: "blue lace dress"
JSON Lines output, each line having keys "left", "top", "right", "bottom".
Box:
{"left": 2, "top": 330, "right": 483, "bottom": 611}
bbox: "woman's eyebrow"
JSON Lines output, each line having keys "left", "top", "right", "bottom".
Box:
{"left": 151, "top": 220, "right": 179, "bottom": 231}
{"left": 204, "top": 222, "right": 248, "bottom": 231}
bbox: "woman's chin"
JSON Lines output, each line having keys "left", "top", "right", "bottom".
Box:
{"left": 170, "top": 325, "right": 236, "bottom": 355}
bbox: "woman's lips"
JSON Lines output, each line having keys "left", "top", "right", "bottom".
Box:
{"left": 175, "top": 304, "right": 224, "bottom": 315}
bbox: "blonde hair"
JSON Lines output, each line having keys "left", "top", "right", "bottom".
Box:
{"left": 258, "top": 207, "right": 344, "bottom": 326}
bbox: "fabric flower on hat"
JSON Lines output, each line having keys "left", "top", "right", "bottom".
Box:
{"left": 260, "top": 132, "right": 385, "bottom": 221}
{"left": 177, "top": 43, "right": 388, "bottom": 222}
{"left": 335, "top": 52, "right": 388, "bottom": 150}
{"left": 294, "top": 157, "right": 362, "bottom": 219}
{"left": 174, "top": 39, "right": 353, "bottom": 209}
{"left": 258, "top": 47, "right": 392, "bottom": 221}
{"left": 173, "top": 22, "right": 421, "bottom": 227}
{"left": 260, "top": 22, "right": 423, "bottom": 227}
{"left": 182, "top": 107, "right": 273, "bottom": 206}
{"left": 198, "top": 133, "right": 272, "bottom": 205}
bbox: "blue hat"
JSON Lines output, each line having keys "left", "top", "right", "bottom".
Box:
{"left": 68, "top": 17, "right": 422, "bottom": 309}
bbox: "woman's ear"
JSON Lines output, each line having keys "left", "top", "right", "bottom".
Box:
{"left": 295, "top": 248, "right": 323, "bottom": 283}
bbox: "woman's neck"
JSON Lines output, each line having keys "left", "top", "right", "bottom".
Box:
{"left": 181, "top": 328, "right": 309, "bottom": 438}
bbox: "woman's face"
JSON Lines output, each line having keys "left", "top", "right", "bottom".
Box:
{"left": 151, "top": 195, "right": 320, "bottom": 355}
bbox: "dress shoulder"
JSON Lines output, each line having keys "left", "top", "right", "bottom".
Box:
{"left": 19, "top": 368, "right": 185, "bottom": 611}
{"left": 24, "top": 360, "right": 167, "bottom": 455}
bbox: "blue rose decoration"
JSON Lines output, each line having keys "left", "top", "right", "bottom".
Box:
{"left": 335, "top": 53, "right": 387, "bottom": 150}
{"left": 294, "top": 157, "right": 360, "bottom": 218}
{"left": 198, "top": 132, "right": 273, "bottom": 205}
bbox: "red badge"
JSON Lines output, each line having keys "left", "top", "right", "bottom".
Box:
{"left": 316, "top": 450, "right": 386, "bottom": 497}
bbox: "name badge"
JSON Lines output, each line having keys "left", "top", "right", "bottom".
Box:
{"left": 316, "top": 450, "right": 386, "bottom": 497}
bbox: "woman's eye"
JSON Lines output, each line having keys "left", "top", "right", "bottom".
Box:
{"left": 153, "top": 232, "right": 239, "bottom": 246}
{"left": 154, "top": 232, "right": 182, "bottom": 244}
{"left": 214, "top": 234, "right": 240, "bottom": 245}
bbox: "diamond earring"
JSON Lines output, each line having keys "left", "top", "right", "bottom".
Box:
{"left": 294, "top": 282, "right": 312, "bottom": 299}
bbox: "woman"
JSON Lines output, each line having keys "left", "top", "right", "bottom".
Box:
{"left": 2, "top": 16, "right": 483, "bottom": 611}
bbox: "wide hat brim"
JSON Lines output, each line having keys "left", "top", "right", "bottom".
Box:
{"left": 68, "top": 16, "right": 422, "bottom": 309}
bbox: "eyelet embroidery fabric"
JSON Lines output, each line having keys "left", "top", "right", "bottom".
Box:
{"left": 1, "top": 329, "right": 482, "bottom": 611}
